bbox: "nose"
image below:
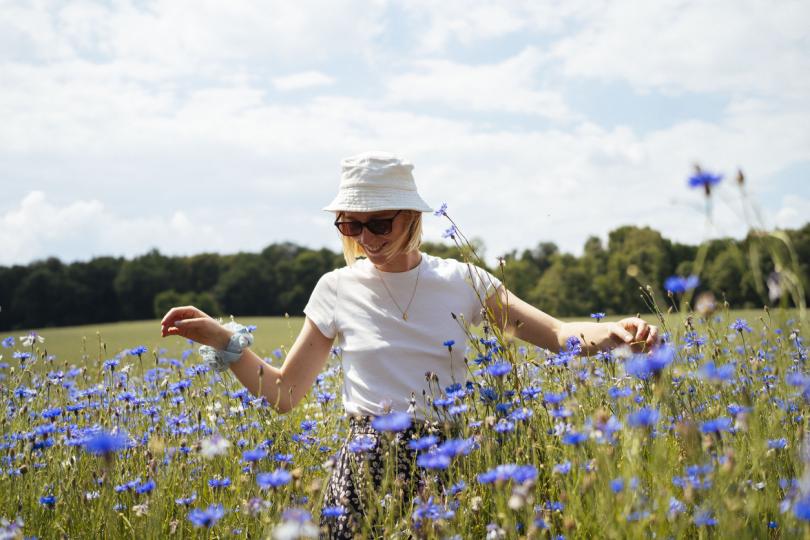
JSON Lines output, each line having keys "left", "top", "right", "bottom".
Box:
{"left": 359, "top": 226, "right": 377, "bottom": 245}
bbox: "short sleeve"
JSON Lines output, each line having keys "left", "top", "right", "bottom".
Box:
{"left": 464, "top": 263, "right": 503, "bottom": 326}
{"left": 303, "top": 271, "right": 338, "bottom": 339}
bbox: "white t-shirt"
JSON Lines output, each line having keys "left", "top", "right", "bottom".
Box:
{"left": 303, "top": 252, "right": 503, "bottom": 420}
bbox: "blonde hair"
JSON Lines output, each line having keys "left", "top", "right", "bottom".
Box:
{"left": 337, "top": 211, "right": 423, "bottom": 266}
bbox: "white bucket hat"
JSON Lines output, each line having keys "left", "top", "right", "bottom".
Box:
{"left": 323, "top": 151, "right": 433, "bottom": 213}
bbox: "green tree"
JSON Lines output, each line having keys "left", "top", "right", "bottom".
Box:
{"left": 114, "top": 249, "right": 184, "bottom": 320}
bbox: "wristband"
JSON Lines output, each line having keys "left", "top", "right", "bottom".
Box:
{"left": 200, "top": 321, "right": 254, "bottom": 372}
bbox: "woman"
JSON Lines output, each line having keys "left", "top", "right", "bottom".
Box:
{"left": 160, "top": 152, "right": 659, "bottom": 537}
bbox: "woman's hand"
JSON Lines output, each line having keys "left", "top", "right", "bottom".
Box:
{"left": 610, "top": 317, "right": 660, "bottom": 351}
{"left": 160, "top": 306, "right": 232, "bottom": 349}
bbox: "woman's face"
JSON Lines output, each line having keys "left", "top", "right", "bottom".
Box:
{"left": 339, "top": 210, "right": 411, "bottom": 265}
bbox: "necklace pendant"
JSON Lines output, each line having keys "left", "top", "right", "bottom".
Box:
{"left": 402, "top": 313, "right": 408, "bottom": 321}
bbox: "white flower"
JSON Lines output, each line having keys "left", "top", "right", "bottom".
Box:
{"left": 200, "top": 434, "right": 231, "bottom": 459}
{"left": 272, "top": 521, "right": 318, "bottom": 540}
{"left": 20, "top": 332, "right": 45, "bottom": 347}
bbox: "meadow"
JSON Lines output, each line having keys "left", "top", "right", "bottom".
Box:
{"left": 1, "top": 305, "right": 808, "bottom": 538}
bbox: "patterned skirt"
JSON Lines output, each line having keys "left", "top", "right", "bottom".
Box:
{"left": 319, "top": 416, "right": 430, "bottom": 539}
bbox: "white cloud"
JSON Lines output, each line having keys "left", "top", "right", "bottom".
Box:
{"left": 550, "top": 0, "right": 810, "bottom": 99}
{"left": 273, "top": 71, "right": 335, "bottom": 91}
{"left": 775, "top": 195, "right": 810, "bottom": 230}
{"left": 386, "top": 47, "right": 572, "bottom": 120}
{"left": 0, "top": 0, "right": 807, "bottom": 270}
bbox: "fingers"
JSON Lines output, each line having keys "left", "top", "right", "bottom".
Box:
{"left": 634, "top": 321, "right": 650, "bottom": 342}
{"left": 161, "top": 316, "right": 205, "bottom": 338}
{"left": 161, "top": 306, "right": 205, "bottom": 326}
{"left": 612, "top": 323, "right": 635, "bottom": 344}
{"left": 645, "top": 325, "right": 661, "bottom": 348}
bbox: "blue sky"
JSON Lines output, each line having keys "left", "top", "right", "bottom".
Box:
{"left": 1, "top": 0, "right": 808, "bottom": 266}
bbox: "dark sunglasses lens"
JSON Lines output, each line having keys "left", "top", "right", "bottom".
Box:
{"left": 366, "top": 219, "right": 392, "bottom": 235}
{"left": 337, "top": 222, "right": 362, "bottom": 236}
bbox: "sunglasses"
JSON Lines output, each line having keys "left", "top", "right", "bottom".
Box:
{"left": 334, "top": 210, "right": 402, "bottom": 237}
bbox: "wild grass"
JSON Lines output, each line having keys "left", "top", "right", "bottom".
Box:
{"left": 1, "top": 304, "right": 807, "bottom": 538}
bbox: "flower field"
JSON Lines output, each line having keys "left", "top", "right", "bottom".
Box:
{"left": 0, "top": 306, "right": 808, "bottom": 539}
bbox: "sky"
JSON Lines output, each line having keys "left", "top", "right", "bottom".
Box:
{"left": 1, "top": 0, "right": 809, "bottom": 267}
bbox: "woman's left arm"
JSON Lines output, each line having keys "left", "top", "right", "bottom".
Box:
{"left": 485, "top": 287, "right": 660, "bottom": 353}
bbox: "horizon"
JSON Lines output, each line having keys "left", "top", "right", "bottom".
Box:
{"left": 6, "top": 218, "right": 808, "bottom": 269}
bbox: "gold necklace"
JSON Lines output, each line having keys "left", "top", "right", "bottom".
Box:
{"left": 375, "top": 258, "right": 422, "bottom": 321}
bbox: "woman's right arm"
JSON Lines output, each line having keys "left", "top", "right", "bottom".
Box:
{"left": 161, "top": 306, "right": 334, "bottom": 414}
{"left": 228, "top": 318, "right": 333, "bottom": 413}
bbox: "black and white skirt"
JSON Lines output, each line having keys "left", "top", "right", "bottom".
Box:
{"left": 319, "top": 416, "right": 430, "bottom": 539}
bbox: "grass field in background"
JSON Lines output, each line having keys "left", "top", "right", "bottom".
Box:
{"left": 10, "top": 307, "right": 800, "bottom": 372}
{"left": 15, "top": 317, "right": 306, "bottom": 368}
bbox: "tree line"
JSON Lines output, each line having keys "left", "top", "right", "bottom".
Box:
{"left": 1, "top": 223, "right": 808, "bottom": 331}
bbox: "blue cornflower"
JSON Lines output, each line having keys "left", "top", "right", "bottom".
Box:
{"left": 477, "top": 464, "right": 537, "bottom": 485}
{"left": 553, "top": 461, "right": 571, "bottom": 475}
{"left": 188, "top": 504, "right": 225, "bottom": 528}
{"left": 727, "top": 404, "right": 752, "bottom": 417}
{"left": 322, "top": 506, "right": 346, "bottom": 518}
{"left": 610, "top": 478, "right": 625, "bottom": 493}
{"left": 416, "top": 452, "right": 451, "bottom": 470}
{"left": 697, "top": 362, "right": 736, "bottom": 383}
{"left": 767, "top": 438, "right": 787, "bottom": 450}
{"left": 442, "top": 225, "right": 457, "bottom": 239}
{"left": 590, "top": 312, "right": 606, "bottom": 321}
{"left": 243, "top": 448, "right": 267, "bottom": 462}
{"left": 83, "top": 430, "right": 129, "bottom": 456}
{"left": 688, "top": 170, "right": 723, "bottom": 191}
{"left": 443, "top": 339, "right": 455, "bottom": 349}
{"left": 562, "top": 432, "right": 588, "bottom": 445}
{"left": 372, "top": 411, "right": 412, "bottom": 432}
{"left": 448, "top": 404, "right": 468, "bottom": 415}
{"left": 730, "top": 319, "right": 752, "bottom": 333}
{"left": 135, "top": 479, "right": 155, "bottom": 494}
{"left": 274, "top": 452, "right": 293, "bottom": 463}
{"left": 103, "top": 358, "right": 119, "bottom": 371}
{"left": 175, "top": 493, "right": 197, "bottom": 506}
{"left": 1, "top": 337, "right": 14, "bottom": 348}
{"left": 692, "top": 509, "right": 717, "bottom": 526}
{"left": 608, "top": 386, "right": 633, "bottom": 400}
{"left": 668, "top": 497, "right": 686, "bottom": 517}
{"left": 543, "top": 392, "right": 567, "bottom": 405}
{"left": 408, "top": 435, "right": 438, "bottom": 451}
{"left": 625, "top": 345, "right": 674, "bottom": 380}
{"left": 437, "top": 438, "right": 474, "bottom": 457}
{"left": 664, "top": 275, "right": 699, "bottom": 294}
{"left": 521, "top": 386, "right": 542, "bottom": 400}
{"left": 316, "top": 391, "right": 335, "bottom": 404}
{"left": 208, "top": 477, "right": 231, "bottom": 489}
{"left": 688, "top": 171, "right": 723, "bottom": 188}
{"left": 494, "top": 420, "right": 514, "bottom": 433}
{"left": 347, "top": 435, "right": 376, "bottom": 453}
{"left": 129, "top": 346, "right": 148, "bottom": 357}
{"left": 700, "top": 417, "right": 732, "bottom": 434}
{"left": 433, "top": 202, "right": 448, "bottom": 217}
{"left": 628, "top": 407, "right": 659, "bottom": 428}
{"left": 256, "top": 469, "right": 291, "bottom": 489}
{"left": 40, "top": 495, "right": 56, "bottom": 507}
{"left": 508, "top": 408, "right": 532, "bottom": 422}
{"left": 412, "top": 496, "right": 455, "bottom": 522}
{"left": 300, "top": 420, "right": 317, "bottom": 432}
{"left": 41, "top": 407, "right": 62, "bottom": 420}
{"left": 794, "top": 495, "right": 810, "bottom": 521}
{"left": 486, "top": 361, "right": 512, "bottom": 377}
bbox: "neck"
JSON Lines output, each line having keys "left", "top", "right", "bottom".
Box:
{"left": 374, "top": 250, "right": 422, "bottom": 273}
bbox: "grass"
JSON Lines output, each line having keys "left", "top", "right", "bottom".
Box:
{"left": 22, "top": 317, "right": 306, "bottom": 370}
{"left": 1, "top": 306, "right": 807, "bottom": 538}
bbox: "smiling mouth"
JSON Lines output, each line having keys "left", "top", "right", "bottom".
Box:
{"left": 363, "top": 243, "right": 386, "bottom": 255}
